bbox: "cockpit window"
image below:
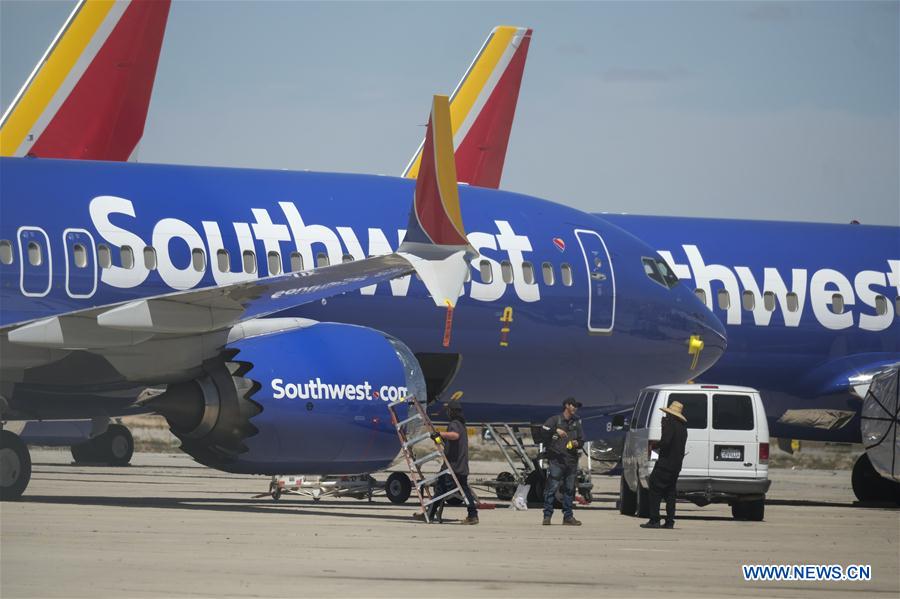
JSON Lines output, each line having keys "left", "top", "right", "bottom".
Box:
{"left": 642, "top": 257, "right": 679, "bottom": 289}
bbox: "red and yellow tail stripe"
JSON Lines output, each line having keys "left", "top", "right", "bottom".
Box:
{"left": 403, "top": 26, "right": 532, "bottom": 188}
{"left": 406, "top": 95, "right": 469, "bottom": 247}
{"left": 0, "top": 0, "right": 170, "bottom": 160}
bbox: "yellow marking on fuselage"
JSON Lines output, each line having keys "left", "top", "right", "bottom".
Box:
{"left": 0, "top": 1, "right": 115, "bottom": 156}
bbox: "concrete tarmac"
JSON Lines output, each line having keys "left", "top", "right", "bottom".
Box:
{"left": 2, "top": 449, "right": 898, "bottom": 598}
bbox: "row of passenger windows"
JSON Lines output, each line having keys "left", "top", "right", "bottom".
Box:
{"left": 0, "top": 239, "right": 578, "bottom": 287}
{"left": 697, "top": 288, "right": 894, "bottom": 317}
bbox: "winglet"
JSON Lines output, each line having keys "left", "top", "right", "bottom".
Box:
{"left": 403, "top": 26, "right": 532, "bottom": 188}
{"left": 399, "top": 95, "right": 474, "bottom": 308}
{"left": 0, "top": 0, "right": 171, "bottom": 161}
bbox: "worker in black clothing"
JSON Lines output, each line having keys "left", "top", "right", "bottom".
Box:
{"left": 417, "top": 396, "right": 479, "bottom": 524}
{"left": 641, "top": 400, "right": 688, "bottom": 529}
{"left": 541, "top": 397, "right": 584, "bottom": 526}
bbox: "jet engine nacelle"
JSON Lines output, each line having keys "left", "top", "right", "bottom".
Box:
{"left": 151, "top": 323, "right": 426, "bottom": 474}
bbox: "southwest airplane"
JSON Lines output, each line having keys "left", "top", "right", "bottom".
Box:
{"left": 600, "top": 215, "right": 900, "bottom": 502}
{"left": 0, "top": 0, "right": 533, "bottom": 464}
{"left": 0, "top": 88, "right": 724, "bottom": 500}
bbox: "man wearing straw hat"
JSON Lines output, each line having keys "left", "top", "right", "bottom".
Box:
{"left": 641, "top": 400, "right": 688, "bottom": 529}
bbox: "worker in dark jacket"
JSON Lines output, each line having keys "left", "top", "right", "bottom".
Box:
{"left": 641, "top": 400, "right": 688, "bottom": 529}
{"left": 541, "top": 397, "right": 584, "bottom": 526}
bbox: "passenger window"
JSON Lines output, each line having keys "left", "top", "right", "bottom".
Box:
{"left": 289, "top": 252, "right": 303, "bottom": 272}
{"left": 121, "top": 246, "right": 134, "bottom": 270}
{"left": 267, "top": 251, "right": 282, "bottom": 275}
{"left": 500, "top": 260, "right": 513, "bottom": 284}
{"left": 712, "top": 394, "right": 754, "bottom": 430}
{"left": 717, "top": 289, "right": 730, "bottom": 310}
{"left": 667, "top": 393, "right": 707, "bottom": 429}
{"left": 144, "top": 246, "right": 157, "bottom": 270}
{"left": 786, "top": 292, "right": 799, "bottom": 312}
{"left": 522, "top": 261, "right": 535, "bottom": 285}
{"left": 242, "top": 250, "right": 257, "bottom": 274}
{"left": 742, "top": 290, "right": 755, "bottom": 311}
{"left": 479, "top": 260, "right": 493, "bottom": 284}
{"left": 560, "top": 263, "right": 573, "bottom": 286}
{"left": 217, "top": 249, "right": 230, "bottom": 273}
{"left": 191, "top": 248, "right": 205, "bottom": 272}
{"left": 763, "top": 291, "right": 776, "bottom": 312}
{"left": 874, "top": 295, "right": 887, "bottom": 316}
{"left": 72, "top": 244, "right": 87, "bottom": 268}
{"left": 638, "top": 391, "right": 656, "bottom": 428}
{"left": 0, "top": 240, "right": 12, "bottom": 265}
{"left": 341, "top": 254, "right": 354, "bottom": 264}
{"left": 694, "top": 289, "right": 707, "bottom": 305}
{"left": 316, "top": 252, "right": 329, "bottom": 268}
{"left": 98, "top": 244, "right": 111, "bottom": 269}
{"left": 27, "top": 241, "right": 42, "bottom": 266}
{"left": 831, "top": 293, "right": 844, "bottom": 314}
{"left": 542, "top": 262, "right": 555, "bottom": 286}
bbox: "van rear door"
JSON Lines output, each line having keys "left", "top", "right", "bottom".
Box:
{"left": 708, "top": 393, "right": 758, "bottom": 478}
{"left": 660, "top": 392, "right": 709, "bottom": 479}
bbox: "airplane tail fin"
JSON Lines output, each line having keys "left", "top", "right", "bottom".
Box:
{"left": 402, "top": 26, "right": 532, "bottom": 189}
{"left": 0, "top": 0, "right": 171, "bottom": 161}
{"left": 399, "top": 95, "right": 473, "bottom": 308}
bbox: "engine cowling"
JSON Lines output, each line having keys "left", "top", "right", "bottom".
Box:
{"left": 150, "top": 323, "right": 426, "bottom": 474}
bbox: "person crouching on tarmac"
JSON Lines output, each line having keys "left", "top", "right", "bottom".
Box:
{"left": 641, "top": 401, "right": 688, "bottom": 529}
{"left": 541, "top": 397, "right": 584, "bottom": 526}
{"left": 415, "top": 396, "right": 479, "bottom": 524}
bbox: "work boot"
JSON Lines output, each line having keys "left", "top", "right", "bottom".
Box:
{"left": 662, "top": 520, "right": 675, "bottom": 529}
{"left": 542, "top": 516, "right": 551, "bottom": 526}
{"left": 461, "top": 516, "right": 479, "bottom": 525}
{"left": 563, "top": 516, "right": 582, "bottom": 526}
{"left": 640, "top": 520, "right": 661, "bottom": 529}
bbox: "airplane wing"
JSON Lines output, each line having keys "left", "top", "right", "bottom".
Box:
{"left": 0, "top": 0, "right": 170, "bottom": 161}
{"left": 402, "top": 26, "right": 532, "bottom": 189}
{"left": 6, "top": 95, "right": 473, "bottom": 351}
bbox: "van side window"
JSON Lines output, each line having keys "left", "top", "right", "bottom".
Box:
{"left": 638, "top": 391, "right": 656, "bottom": 428}
{"left": 631, "top": 392, "right": 647, "bottom": 425}
{"left": 712, "top": 394, "right": 754, "bottom": 430}
{"left": 667, "top": 393, "right": 707, "bottom": 429}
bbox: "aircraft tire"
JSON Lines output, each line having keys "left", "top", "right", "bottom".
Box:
{"left": 71, "top": 424, "right": 134, "bottom": 466}
{"left": 619, "top": 474, "right": 636, "bottom": 515}
{"left": 852, "top": 454, "right": 900, "bottom": 504}
{"left": 1, "top": 430, "right": 31, "bottom": 501}
{"left": 495, "top": 471, "right": 515, "bottom": 500}
{"left": 385, "top": 472, "right": 411, "bottom": 504}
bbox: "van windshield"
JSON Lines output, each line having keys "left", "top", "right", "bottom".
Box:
{"left": 668, "top": 393, "right": 707, "bottom": 429}
{"left": 713, "top": 394, "right": 754, "bottom": 430}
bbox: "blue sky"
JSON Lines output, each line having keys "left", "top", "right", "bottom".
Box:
{"left": 2, "top": 0, "right": 898, "bottom": 225}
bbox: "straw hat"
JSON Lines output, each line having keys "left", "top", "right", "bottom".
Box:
{"left": 660, "top": 401, "right": 687, "bottom": 422}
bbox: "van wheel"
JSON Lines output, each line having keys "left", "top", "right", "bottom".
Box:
{"left": 619, "top": 474, "right": 636, "bottom": 515}
{"left": 635, "top": 481, "right": 650, "bottom": 518}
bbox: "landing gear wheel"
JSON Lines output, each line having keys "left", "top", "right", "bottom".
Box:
{"left": 495, "top": 471, "right": 515, "bottom": 501}
{"left": 1, "top": 430, "right": 31, "bottom": 501}
{"left": 385, "top": 472, "right": 411, "bottom": 504}
{"left": 71, "top": 424, "right": 134, "bottom": 466}
{"left": 852, "top": 453, "right": 900, "bottom": 503}
{"left": 619, "top": 475, "right": 636, "bottom": 515}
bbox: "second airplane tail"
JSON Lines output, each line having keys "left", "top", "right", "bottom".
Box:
{"left": 403, "top": 26, "right": 532, "bottom": 189}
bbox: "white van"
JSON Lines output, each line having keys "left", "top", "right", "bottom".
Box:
{"left": 619, "top": 384, "right": 770, "bottom": 521}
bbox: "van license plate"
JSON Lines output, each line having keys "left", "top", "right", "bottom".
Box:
{"left": 716, "top": 446, "right": 743, "bottom": 461}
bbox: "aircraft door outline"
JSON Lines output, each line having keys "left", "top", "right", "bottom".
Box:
{"left": 63, "top": 228, "right": 98, "bottom": 298}
{"left": 574, "top": 229, "right": 615, "bottom": 334}
{"left": 17, "top": 226, "right": 52, "bottom": 297}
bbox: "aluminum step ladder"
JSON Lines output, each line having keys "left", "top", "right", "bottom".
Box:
{"left": 386, "top": 395, "right": 468, "bottom": 522}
